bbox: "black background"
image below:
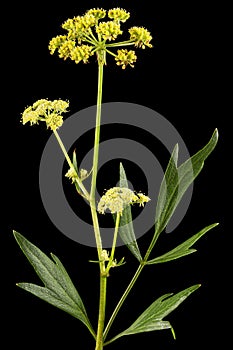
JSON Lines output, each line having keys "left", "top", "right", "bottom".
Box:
{"left": 2, "top": 0, "right": 227, "bottom": 349}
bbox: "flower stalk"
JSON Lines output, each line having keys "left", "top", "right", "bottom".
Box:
{"left": 53, "top": 129, "right": 90, "bottom": 200}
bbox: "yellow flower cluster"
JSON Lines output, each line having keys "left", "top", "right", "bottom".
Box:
{"left": 65, "top": 167, "right": 89, "bottom": 183}
{"left": 65, "top": 166, "right": 78, "bottom": 183}
{"left": 62, "top": 14, "right": 96, "bottom": 41}
{"left": 98, "top": 187, "right": 150, "bottom": 215}
{"left": 136, "top": 193, "right": 151, "bottom": 206}
{"left": 48, "top": 7, "right": 153, "bottom": 68}
{"left": 129, "top": 27, "right": 153, "bottom": 49}
{"left": 115, "top": 49, "right": 137, "bottom": 69}
{"left": 70, "top": 45, "right": 94, "bottom": 64}
{"left": 96, "top": 21, "right": 123, "bottom": 41}
{"left": 21, "top": 99, "right": 69, "bottom": 130}
{"left": 108, "top": 8, "right": 130, "bottom": 22}
{"left": 86, "top": 8, "right": 106, "bottom": 21}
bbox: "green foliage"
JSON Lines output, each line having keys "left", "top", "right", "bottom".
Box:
{"left": 14, "top": 128, "right": 219, "bottom": 348}
{"left": 72, "top": 149, "right": 81, "bottom": 193}
{"left": 13, "top": 230, "right": 95, "bottom": 338}
{"left": 117, "top": 162, "right": 143, "bottom": 261}
{"left": 105, "top": 284, "right": 200, "bottom": 344}
{"left": 154, "top": 129, "right": 218, "bottom": 238}
{"left": 147, "top": 223, "right": 219, "bottom": 264}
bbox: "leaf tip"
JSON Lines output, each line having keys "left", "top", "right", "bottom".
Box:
{"left": 13, "top": 230, "right": 21, "bottom": 242}
{"left": 211, "top": 128, "right": 219, "bottom": 145}
{"left": 214, "top": 128, "right": 219, "bottom": 138}
{"left": 174, "top": 143, "right": 179, "bottom": 153}
{"left": 171, "top": 326, "right": 176, "bottom": 340}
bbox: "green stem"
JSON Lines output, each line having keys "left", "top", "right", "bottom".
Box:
{"left": 106, "top": 39, "right": 135, "bottom": 48}
{"left": 89, "top": 59, "right": 107, "bottom": 350}
{"left": 106, "top": 213, "right": 121, "bottom": 275}
{"left": 109, "top": 213, "right": 120, "bottom": 262}
{"left": 143, "top": 228, "right": 161, "bottom": 262}
{"left": 90, "top": 61, "right": 103, "bottom": 202}
{"left": 87, "top": 29, "right": 99, "bottom": 44}
{"left": 53, "top": 129, "right": 90, "bottom": 200}
{"left": 105, "top": 49, "right": 117, "bottom": 58}
{"left": 95, "top": 275, "right": 107, "bottom": 350}
{"left": 90, "top": 60, "right": 104, "bottom": 259}
{"left": 103, "top": 263, "right": 144, "bottom": 342}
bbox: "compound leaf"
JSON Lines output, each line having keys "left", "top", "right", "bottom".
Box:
{"left": 13, "top": 230, "right": 94, "bottom": 336}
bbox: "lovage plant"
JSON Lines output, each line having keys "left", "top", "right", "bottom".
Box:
{"left": 14, "top": 8, "right": 219, "bottom": 350}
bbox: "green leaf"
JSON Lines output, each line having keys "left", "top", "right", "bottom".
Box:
{"left": 154, "top": 129, "right": 218, "bottom": 236}
{"left": 72, "top": 149, "right": 78, "bottom": 173}
{"left": 13, "top": 231, "right": 95, "bottom": 336}
{"left": 117, "top": 163, "right": 143, "bottom": 262}
{"left": 72, "top": 149, "right": 81, "bottom": 193}
{"left": 16, "top": 283, "right": 87, "bottom": 321}
{"left": 106, "top": 284, "right": 200, "bottom": 344}
{"left": 147, "top": 223, "right": 219, "bottom": 264}
{"left": 154, "top": 144, "right": 179, "bottom": 234}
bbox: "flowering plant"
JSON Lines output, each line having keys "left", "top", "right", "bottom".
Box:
{"left": 14, "top": 8, "right": 219, "bottom": 350}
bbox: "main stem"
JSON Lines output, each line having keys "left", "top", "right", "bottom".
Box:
{"left": 90, "top": 61, "right": 104, "bottom": 261}
{"left": 90, "top": 60, "right": 106, "bottom": 350}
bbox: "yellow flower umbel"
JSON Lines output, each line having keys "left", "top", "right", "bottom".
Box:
{"left": 96, "top": 21, "right": 123, "bottom": 41}
{"left": 21, "top": 99, "right": 69, "bottom": 130}
{"left": 97, "top": 187, "right": 150, "bottom": 215}
{"left": 48, "top": 7, "right": 153, "bottom": 69}
{"left": 129, "top": 27, "right": 153, "bottom": 49}
{"left": 115, "top": 49, "right": 137, "bottom": 69}
{"left": 108, "top": 8, "right": 130, "bottom": 23}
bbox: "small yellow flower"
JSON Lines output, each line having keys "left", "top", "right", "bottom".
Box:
{"left": 129, "top": 27, "right": 153, "bottom": 49}
{"left": 45, "top": 113, "right": 63, "bottom": 131}
{"left": 86, "top": 8, "right": 106, "bottom": 21}
{"left": 49, "top": 35, "right": 67, "bottom": 55}
{"left": 51, "top": 100, "right": 69, "bottom": 113}
{"left": 57, "top": 40, "right": 75, "bottom": 60}
{"left": 70, "top": 44, "right": 93, "bottom": 64}
{"left": 96, "top": 21, "right": 123, "bottom": 41}
{"left": 108, "top": 8, "right": 130, "bottom": 23}
{"left": 115, "top": 49, "right": 137, "bottom": 69}
{"left": 65, "top": 166, "right": 78, "bottom": 183}
{"left": 63, "top": 14, "right": 96, "bottom": 35}
{"left": 97, "top": 187, "right": 150, "bottom": 215}
{"left": 81, "top": 13, "right": 96, "bottom": 30}
{"left": 21, "top": 99, "right": 69, "bottom": 130}
{"left": 62, "top": 18, "right": 75, "bottom": 32}
{"left": 79, "top": 169, "right": 89, "bottom": 180}
{"left": 32, "top": 99, "right": 50, "bottom": 110}
{"left": 100, "top": 250, "right": 110, "bottom": 262}
{"left": 134, "top": 193, "right": 151, "bottom": 207}
{"left": 22, "top": 109, "right": 39, "bottom": 126}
